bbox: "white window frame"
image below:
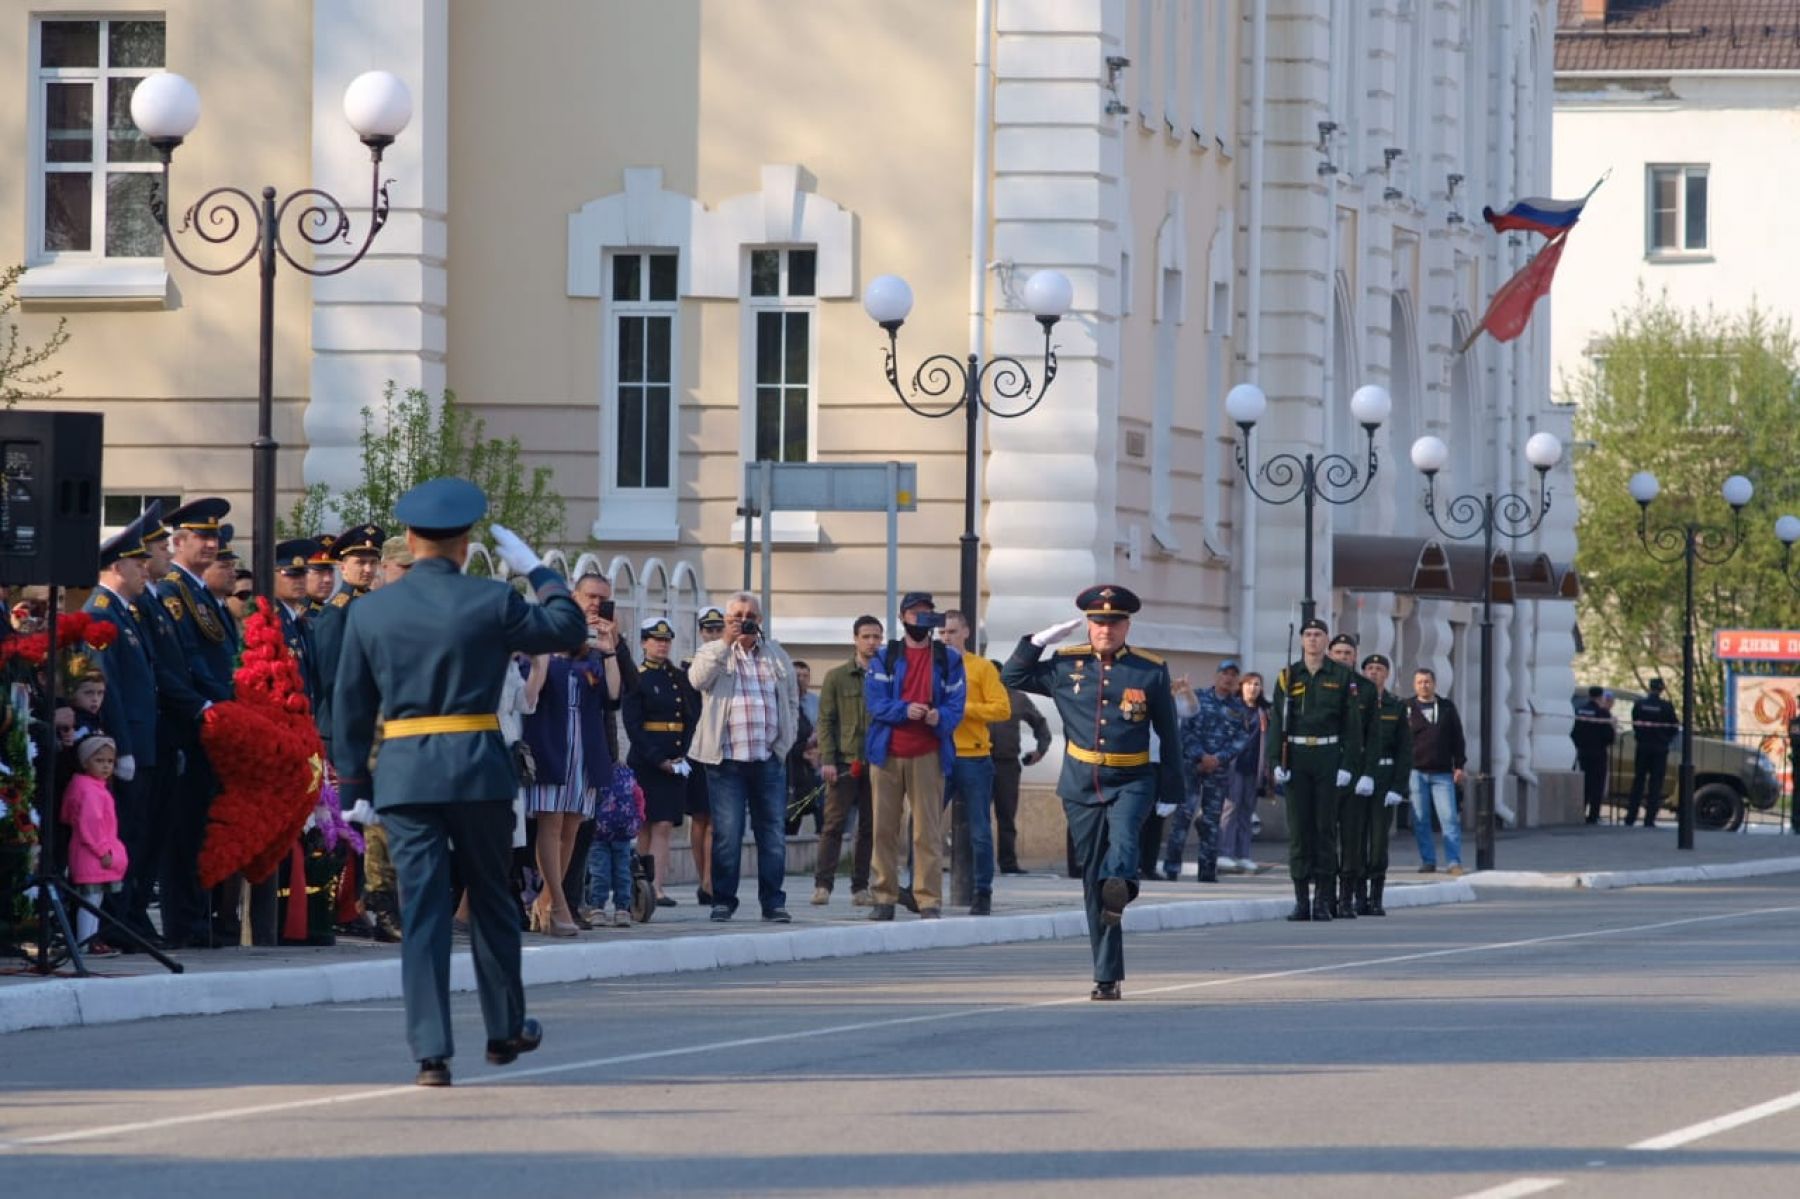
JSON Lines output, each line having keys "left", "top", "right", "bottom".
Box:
{"left": 735, "top": 246, "right": 821, "bottom": 545}
{"left": 21, "top": 15, "right": 169, "bottom": 302}
{"left": 1646, "top": 164, "right": 1710, "bottom": 259}
{"left": 599, "top": 249, "right": 682, "bottom": 542}
{"left": 101, "top": 491, "right": 180, "bottom": 537}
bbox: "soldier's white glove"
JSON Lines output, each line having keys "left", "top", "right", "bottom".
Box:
{"left": 673, "top": 759, "right": 692, "bottom": 778}
{"left": 348, "top": 799, "right": 376, "bottom": 826}
{"left": 115, "top": 754, "right": 136, "bottom": 782}
{"left": 1030, "top": 617, "right": 1085, "bottom": 648}
{"left": 1154, "top": 802, "right": 1177, "bottom": 818}
{"left": 489, "top": 524, "right": 544, "bottom": 575}
{"left": 1384, "top": 791, "right": 1407, "bottom": 807}
{"left": 1272, "top": 766, "right": 1291, "bottom": 785}
{"left": 1335, "top": 769, "right": 1353, "bottom": 788}
{"left": 1354, "top": 775, "right": 1375, "bottom": 797}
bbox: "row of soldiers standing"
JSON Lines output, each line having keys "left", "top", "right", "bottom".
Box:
{"left": 1265, "top": 619, "right": 1413, "bottom": 923}
{"left": 82, "top": 493, "right": 409, "bottom": 950}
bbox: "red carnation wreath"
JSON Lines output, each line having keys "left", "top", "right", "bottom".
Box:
{"left": 198, "top": 600, "right": 325, "bottom": 888}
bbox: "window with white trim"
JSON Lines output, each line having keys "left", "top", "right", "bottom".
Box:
{"left": 102, "top": 492, "right": 180, "bottom": 534}
{"left": 746, "top": 248, "right": 815, "bottom": 464}
{"left": 608, "top": 252, "right": 678, "bottom": 490}
{"left": 30, "top": 17, "right": 165, "bottom": 262}
{"left": 1647, "top": 165, "right": 1708, "bottom": 257}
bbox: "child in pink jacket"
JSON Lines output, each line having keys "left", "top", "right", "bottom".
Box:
{"left": 62, "top": 734, "right": 127, "bottom": 953}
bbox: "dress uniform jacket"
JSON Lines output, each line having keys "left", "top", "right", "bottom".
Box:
{"left": 157, "top": 565, "right": 235, "bottom": 702}
{"left": 1265, "top": 655, "right": 1364, "bottom": 885}
{"left": 1366, "top": 692, "right": 1412, "bottom": 800}
{"left": 311, "top": 582, "right": 368, "bottom": 750}
{"left": 83, "top": 586, "right": 157, "bottom": 770}
{"left": 1002, "top": 638, "right": 1183, "bottom": 808}
{"left": 279, "top": 601, "right": 322, "bottom": 711}
{"left": 624, "top": 658, "right": 693, "bottom": 774}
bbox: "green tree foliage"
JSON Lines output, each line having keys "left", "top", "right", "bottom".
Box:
{"left": 1, "top": 264, "right": 71, "bottom": 407}
{"left": 1570, "top": 292, "right": 1800, "bottom": 730}
{"left": 279, "top": 384, "right": 565, "bottom": 550}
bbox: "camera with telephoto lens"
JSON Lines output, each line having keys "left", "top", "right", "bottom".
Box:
{"left": 738, "top": 617, "right": 762, "bottom": 638}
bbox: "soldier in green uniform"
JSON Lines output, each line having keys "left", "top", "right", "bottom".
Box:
{"left": 1327, "top": 633, "right": 1379, "bottom": 919}
{"left": 1266, "top": 618, "right": 1365, "bottom": 922}
{"left": 332, "top": 477, "right": 586, "bottom": 1087}
{"left": 1357, "top": 653, "right": 1412, "bottom": 916}
{"left": 1002, "top": 584, "right": 1183, "bottom": 1000}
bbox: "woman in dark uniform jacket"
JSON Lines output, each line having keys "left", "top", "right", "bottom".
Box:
{"left": 624, "top": 617, "right": 691, "bottom": 906}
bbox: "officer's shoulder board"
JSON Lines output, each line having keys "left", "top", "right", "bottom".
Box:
{"left": 331, "top": 592, "right": 351, "bottom": 608}
{"left": 163, "top": 595, "right": 184, "bottom": 621}
{"left": 1123, "top": 646, "right": 1164, "bottom": 666}
{"left": 93, "top": 593, "right": 110, "bottom": 609}
{"left": 1055, "top": 643, "right": 1094, "bottom": 658}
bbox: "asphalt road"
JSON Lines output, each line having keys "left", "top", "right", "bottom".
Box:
{"left": 3, "top": 879, "right": 1798, "bottom": 1197}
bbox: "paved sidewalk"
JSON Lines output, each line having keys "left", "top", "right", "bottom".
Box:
{"left": 3, "top": 824, "right": 1795, "bottom": 1034}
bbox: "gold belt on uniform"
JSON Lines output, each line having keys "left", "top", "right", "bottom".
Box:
{"left": 641, "top": 722, "right": 685, "bottom": 732}
{"left": 1067, "top": 744, "right": 1151, "bottom": 768}
{"left": 383, "top": 714, "right": 502, "bottom": 738}
{"left": 1290, "top": 735, "right": 1339, "bottom": 746}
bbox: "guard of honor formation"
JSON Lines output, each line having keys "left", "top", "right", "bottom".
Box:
{"left": 68, "top": 483, "right": 1429, "bottom": 1075}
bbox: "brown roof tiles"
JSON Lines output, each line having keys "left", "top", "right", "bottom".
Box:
{"left": 1557, "top": 1, "right": 1800, "bottom": 71}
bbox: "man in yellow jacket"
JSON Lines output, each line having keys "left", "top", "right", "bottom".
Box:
{"left": 941, "top": 610, "right": 1012, "bottom": 915}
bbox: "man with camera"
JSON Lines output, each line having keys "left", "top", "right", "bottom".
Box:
{"left": 864, "top": 592, "right": 967, "bottom": 921}
{"left": 687, "top": 591, "right": 800, "bottom": 923}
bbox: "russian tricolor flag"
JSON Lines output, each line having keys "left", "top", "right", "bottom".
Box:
{"left": 1481, "top": 195, "right": 1587, "bottom": 237}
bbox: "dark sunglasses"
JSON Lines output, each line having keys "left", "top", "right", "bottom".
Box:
{"left": 233, "top": 591, "right": 254, "bottom": 603}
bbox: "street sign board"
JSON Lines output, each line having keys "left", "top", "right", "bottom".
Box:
{"left": 750, "top": 461, "right": 918, "bottom": 513}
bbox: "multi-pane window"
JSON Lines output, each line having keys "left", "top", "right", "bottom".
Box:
{"left": 747, "top": 248, "right": 815, "bottom": 464}
{"left": 610, "top": 253, "right": 678, "bottom": 490}
{"left": 1648, "top": 165, "right": 1708, "bottom": 256}
{"left": 102, "top": 492, "right": 180, "bottom": 531}
{"left": 33, "top": 17, "right": 165, "bottom": 260}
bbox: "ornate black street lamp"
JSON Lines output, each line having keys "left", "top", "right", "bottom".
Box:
{"left": 1630, "top": 470, "right": 1755, "bottom": 850}
{"left": 860, "top": 269, "right": 1070, "bottom": 906}
{"left": 131, "top": 69, "right": 411, "bottom": 598}
{"left": 1225, "top": 381, "right": 1390, "bottom": 626}
{"left": 1410, "top": 431, "right": 1563, "bottom": 870}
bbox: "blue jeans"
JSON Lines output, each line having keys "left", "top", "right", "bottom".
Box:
{"left": 585, "top": 837, "right": 633, "bottom": 911}
{"left": 1409, "top": 769, "right": 1463, "bottom": 867}
{"left": 706, "top": 756, "right": 788, "bottom": 915}
{"left": 947, "top": 755, "right": 997, "bottom": 894}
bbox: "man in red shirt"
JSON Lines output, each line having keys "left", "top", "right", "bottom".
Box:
{"left": 863, "top": 592, "right": 967, "bottom": 920}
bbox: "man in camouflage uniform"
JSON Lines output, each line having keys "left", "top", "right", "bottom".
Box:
{"left": 1266, "top": 618, "right": 1366, "bottom": 922}
{"left": 1169, "top": 660, "right": 1251, "bottom": 883}
{"left": 1327, "top": 634, "right": 1380, "bottom": 918}
{"left": 1356, "top": 653, "right": 1412, "bottom": 916}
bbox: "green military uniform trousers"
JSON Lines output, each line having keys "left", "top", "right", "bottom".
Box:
{"left": 1285, "top": 743, "right": 1340, "bottom": 883}
{"left": 1337, "top": 782, "right": 1368, "bottom": 880}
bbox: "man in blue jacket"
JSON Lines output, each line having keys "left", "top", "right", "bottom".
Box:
{"left": 332, "top": 478, "right": 586, "bottom": 1087}
{"left": 864, "top": 592, "right": 966, "bottom": 921}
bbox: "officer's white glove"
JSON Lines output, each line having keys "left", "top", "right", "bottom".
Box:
{"left": 673, "top": 759, "right": 692, "bottom": 778}
{"left": 1354, "top": 775, "right": 1375, "bottom": 797}
{"left": 1384, "top": 791, "right": 1406, "bottom": 808}
{"left": 115, "top": 754, "right": 136, "bottom": 782}
{"left": 347, "top": 798, "right": 376, "bottom": 826}
{"left": 489, "top": 523, "right": 544, "bottom": 576}
{"left": 1154, "top": 802, "right": 1177, "bottom": 818}
{"left": 1273, "top": 765, "right": 1291, "bottom": 785}
{"left": 1030, "top": 617, "right": 1085, "bottom": 648}
{"left": 1335, "top": 769, "right": 1353, "bottom": 788}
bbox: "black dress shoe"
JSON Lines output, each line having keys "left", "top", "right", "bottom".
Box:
{"left": 897, "top": 886, "right": 920, "bottom": 914}
{"left": 656, "top": 895, "right": 677, "bottom": 908}
{"left": 696, "top": 887, "right": 713, "bottom": 906}
{"left": 1090, "top": 982, "right": 1122, "bottom": 1001}
{"left": 1099, "top": 877, "right": 1131, "bottom": 926}
{"left": 416, "top": 1058, "right": 452, "bottom": 1087}
{"left": 762, "top": 908, "right": 792, "bottom": 923}
{"left": 486, "top": 1017, "right": 543, "bottom": 1065}
{"left": 970, "top": 891, "right": 992, "bottom": 916}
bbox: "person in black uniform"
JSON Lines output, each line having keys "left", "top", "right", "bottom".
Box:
{"left": 332, "top": 477, "right": 586, "bottom": 1086}
{"left": 625, "top": 616, "right": 692, "bottom": 908}
{"left": 1571, "top": 685, "right": 1615, "bottom": 825}
{"left": 1626, "top": 678, "right": 1676, "bottom": 828}
{"left": 1002, "top": 585, "right": 1182, "bottom": 1000}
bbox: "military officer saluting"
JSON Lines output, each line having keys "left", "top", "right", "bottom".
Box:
{"left": 1003, "top": 585, "right": 1182, "bottom": 1001}
{"left": 624, "top": 616, "right": 693, "bottom": 906}
{"left": 1356, "top": 653, "right": 1412, "bottom": 917}
{"left": 1326, "top": 633, "right": 1379, "bottom": 919}
{"left": 1267, "top": 619, "right": 1365, "bottom": 922}
{"left": 331, "top": 478, "right": 586, "bottom": 1087}
{"left": 272, "top": 539, "right": 323, "bottom": 709}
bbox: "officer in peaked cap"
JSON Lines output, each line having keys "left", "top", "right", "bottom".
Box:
{"left": 272, "top": 538, "right": 322, "bottom": 707}
{"left": 305, "top": 533, "right": 339, "bottom": 614}
{"left": 1002, "top": 584, "right": 1181, "bottom": 1000}
{"left": 312, "top": 524, "right": 385, "bottom": 750}
{"left": 152, "top": 497, "right": 242, "bottom": 946}
{"left": 1355, "top": 653, "right": 1411, "bottom": 917}
{"left": 1326, "top": 633, "right": 1379, "bottom": 919}
{"left": 86, "top": 511, "right": 160, "bottom": 944}
{"left": 330, "top": 477, "right": 586, "bottom": 1086}
{"left": 1266, "top": 618, "right": 1365, "bottom": 923}
{"left": 624, "top": 616, "right": 693, "bottom": 907}
{"left": 206, "top": 523, "right": 242, "bottom": 646}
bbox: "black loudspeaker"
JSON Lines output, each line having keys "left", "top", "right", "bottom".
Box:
{"left": 0, "top": 410, "right": 105, "bottom": 588}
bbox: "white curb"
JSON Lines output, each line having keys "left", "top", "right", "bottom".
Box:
{"left": 1467, "top": 855, "right": 1800, "bottom": 892}
{"left": 0, "top": 881, "right": 1478, "bottom": 1035}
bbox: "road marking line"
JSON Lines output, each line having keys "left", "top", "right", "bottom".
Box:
{"left": 2, "top": 901, "right": 1794, "bottom": 1153}
{"left": 1629, "top": 1087, "right": 1800, "bottom": 1151}
{"left": 1454, "top": 1178, "right": 1563, "bottom": 1199}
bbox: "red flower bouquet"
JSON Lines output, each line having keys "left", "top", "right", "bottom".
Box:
{"left": 198, "top": 600, "right": 326, "bottom": 888}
